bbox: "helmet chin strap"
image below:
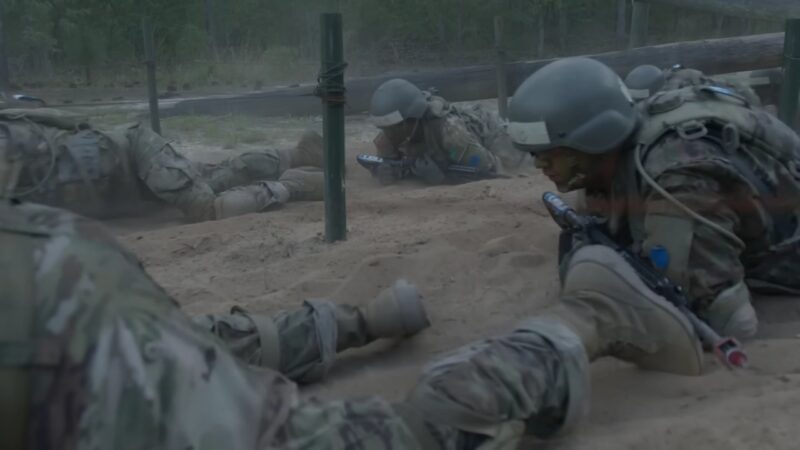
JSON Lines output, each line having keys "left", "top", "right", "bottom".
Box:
{"left": 399, "top": 119, "right": 421, "bottom": 149}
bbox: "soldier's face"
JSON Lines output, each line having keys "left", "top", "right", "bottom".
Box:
{"left": 533, "top": 147, "right": 592, "bottom": 192}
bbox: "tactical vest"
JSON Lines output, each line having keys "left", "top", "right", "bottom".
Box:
{"left": 633, "top": 85, "right": 800, "bottom": 253}
{"left": 2, "top": 109, "right": 141, "bottom": 218}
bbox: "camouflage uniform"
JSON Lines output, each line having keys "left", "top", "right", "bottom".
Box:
{"left": 0, "top": 108, "right": 322, "bottom": 222}
{"left": 0, "top": 198, "right": 586, "bottom": 450}
{"left": 661, "top": 66, "right": 763, "bottom": 106}
{"left": 374, "top": 96, "right": 532, "bottom": 182}
{"left": 0, "top": 200, "right": 439, "bottom": 450}
{"left": 580, "top": 85, "right": 800, "bottom": 335}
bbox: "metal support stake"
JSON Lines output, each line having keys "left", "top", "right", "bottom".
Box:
{"left": 319, "top": 13, "right": 347, "bottom": 242}
{"left": 779, "top": 19, "right": 800, "bottom": 129}
{"left": 494, "top": 16, "right": 508, "bottom": 119}
{"left": 142, "top": 17, "right": 161, "bottom": 134}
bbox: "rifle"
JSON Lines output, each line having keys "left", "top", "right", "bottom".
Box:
{"left": 542, "top": 191, "right": 748, "bottom": 369}
{"left": 356, "top": 154, "right": 483, "bottom": 182}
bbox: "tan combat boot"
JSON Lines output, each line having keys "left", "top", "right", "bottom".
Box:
{"left": 213, "top": 168, "right": 325, "bottom": 219}
{"left": 278, "top": 168, "right": 324, "bottom": 201}
{"left": 283, "top": 130, "right": 324, "bottom": 168}
{"left": 213, "top": 181, "right": 290, "bottom": 219}
{"left": 546, "top": 245, "right": 704, "bottom": 375}
{"left": 364, "top": 279, "right": 430, "bottom": 339}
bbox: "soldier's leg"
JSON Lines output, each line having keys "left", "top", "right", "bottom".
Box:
{"left": 400, "top": 245, "right": 703, "bottom": 448}
{"left": 212, "top": 167, "right": 324, "bottom": 219}
{"left": 127, "top": 124, "right": 217, "bottom": 221}
{"left": 197, "top": 130, "right": 323, "bottom": 193}
{"left": 273, "top": 397, "right": 429, "bottom": 450}
{"left": 196, "top": 279, "right": 430, "bottom": 384}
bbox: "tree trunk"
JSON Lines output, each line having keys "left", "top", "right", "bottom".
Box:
{"left": 0, "top": 5, "right": 9, "bottom": 90}
{"left": 616, "top": 0, "right": 627, "bottom": 47}
{"left": 557, "top": 0, "right": 568, "bottom": 52}
{"left": 714, "top": 15, "right": 725, "bottom": 37}
{"left": 50, "top": 1, "right": 65, "bottom": 65}
{"left": 537, "top": 13, "right": 545, "bottom": 58}
{"left": 629, "top": 1, "right": 650, "bottom": 49}
{"left": 203, "top": 0, "right": 218, "bottom": 59}
{"left": 743, "top": 18, "right": 754, "bottom": 35}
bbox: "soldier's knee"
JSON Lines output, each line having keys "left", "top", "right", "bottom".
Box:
{"left": 407, "top": 322, "right": 588, "bottom": 441}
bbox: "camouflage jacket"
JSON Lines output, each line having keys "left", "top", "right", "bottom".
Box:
{"left": 374, "top": 97, "right": 529, "bottom": 177}
{"left": 0, "top": 200, "right": 297, "bottom": 450}
{"left": 584, "top": 86, "right": 800, "bottom": 314}
{"left": 1, "top": 108, "right": 145, "bottom": 218}
{"left": 662, "top": 67, "right": 762, "bottom": 107}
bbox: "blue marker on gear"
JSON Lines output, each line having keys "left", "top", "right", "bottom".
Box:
{"left": 468, "top": 155, "right": 481, "bottom": 167}
{"left": 649, "top": 245, "right": 670, "bottom": 271}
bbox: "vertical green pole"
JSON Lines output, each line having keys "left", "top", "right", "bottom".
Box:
{"left": 142, "top": 17, "right": 161, "bottom": 134}
{"left": 320, "top": 13, "right": 347, "bottom": 242}
{"left": 779, "top": 19, "right": 800, "bottom": 129}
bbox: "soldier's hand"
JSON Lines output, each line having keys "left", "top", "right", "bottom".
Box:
{"left": 376, "top": 162, "right": 403, "bottom": 185}
{"left": 410, "top": 155, "right": 446, "bottom": 185}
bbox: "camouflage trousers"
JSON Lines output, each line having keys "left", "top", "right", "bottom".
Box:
{"left": 195, "top": 300, "right": 375, "bottom": 384}
{"left": 4, "top": 205, "right": 588, "bottom": 450}
{"left": 126, "top": 125, "right": 294, "bottom": 221}
{"left": 200, "top": 303, "right": 585, "bottom": 449}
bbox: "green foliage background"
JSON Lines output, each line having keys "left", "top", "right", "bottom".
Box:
{"left": 0, "top": 0, "right": 782, "bottom": 87}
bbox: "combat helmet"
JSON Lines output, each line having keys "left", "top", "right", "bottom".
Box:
{"left": 507, "top": 57, "right": 638, "bottom": 155}
{"left": 624, "top": 64, "right": 666, "bottom": 100}
{"left": 369, "top": 78, "right": 429, "bottom": 128}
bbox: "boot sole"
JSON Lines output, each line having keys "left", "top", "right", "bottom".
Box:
{"left": 392, "top": 279, "right": 431, "bottom": 336}
{"left": 565, "top": 245, "right": 704, "bottom": 376}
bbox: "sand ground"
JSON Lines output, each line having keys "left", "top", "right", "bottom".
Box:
{"left": 103, "top": 103, "right": 800, "bottom": 449}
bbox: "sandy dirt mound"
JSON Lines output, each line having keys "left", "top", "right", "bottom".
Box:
{"left": 113, "top": 111, "right": 800, "bottom": 449}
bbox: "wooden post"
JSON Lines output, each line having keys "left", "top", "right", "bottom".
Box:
{"left": 319, "top": 13, "right": 347, "bottom": 242}
{"left": 494, "top": 16, "right": 508, "bottom": 118}
{"left": 142, "top": 18, "right": 161, "bottom": 134}
{"left": 616, "top": 0, "right": 628, "bottom": 47}
{"left": 629, "top": 1, "right": 650, "bottom": 49}
{"left": 779, "top": 19, "right": 800, "bottom": 128}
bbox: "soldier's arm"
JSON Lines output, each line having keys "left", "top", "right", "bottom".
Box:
{"left": 373, "top": 132, "right": 402, "bottom": 159}
{"left": 639, "top": 139, "right": 755, "bottom": 336}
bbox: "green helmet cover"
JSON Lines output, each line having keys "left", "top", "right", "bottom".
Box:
{"left": 369, "top": 79, "right": 429, "bottom": 128}
{"left": 507, "top": 57, "right": 638, "bottom": 155}
{"left": 624, "top": 64, "right": 666, "bottom": 100}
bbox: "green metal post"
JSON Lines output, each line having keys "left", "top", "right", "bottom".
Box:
{"left": 320, "top": 13, "right": 347, "bottom": 242}
{"left": 779, "top": 19, "right": 800, "bottom": 129}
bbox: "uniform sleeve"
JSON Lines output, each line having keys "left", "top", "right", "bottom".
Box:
{"left": 639, "top": 139, "right": 747, "bottom": 312}
{"left": 438, "top": 116, "right": 498, "bottom": 175}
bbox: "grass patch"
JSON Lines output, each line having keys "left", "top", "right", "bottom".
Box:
{"left": 162, "top": 115, "right": 274, "bottom": 148}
